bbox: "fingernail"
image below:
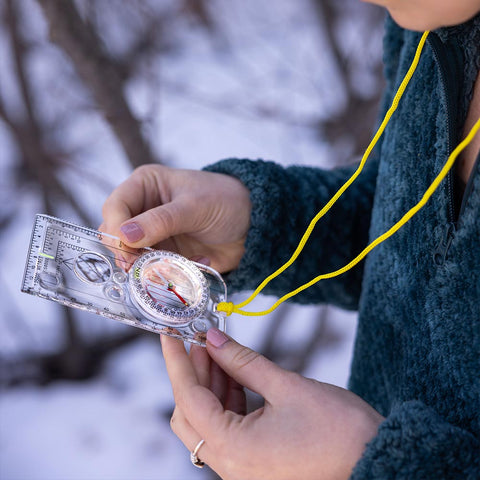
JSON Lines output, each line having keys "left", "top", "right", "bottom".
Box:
{"left": 120, "top": 222, "right": 144, "bottom": 243}
{"left": 207, "top": 328, "right": 229, "bottom": 348}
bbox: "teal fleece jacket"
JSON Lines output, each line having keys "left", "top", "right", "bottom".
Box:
{"left": 205, "top": 15, "right": 480, "bottom": 480}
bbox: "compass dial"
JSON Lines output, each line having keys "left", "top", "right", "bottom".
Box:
{"left": 128, "top": 251, "right": 209, "bottom": 326}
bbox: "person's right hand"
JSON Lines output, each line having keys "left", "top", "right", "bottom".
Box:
{"left": 100, "top": 164, "right": 251, "bottom": 273}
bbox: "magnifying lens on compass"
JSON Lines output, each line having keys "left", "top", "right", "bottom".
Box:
{"left": 128, "top": 250, "right": 210, "bottom": 326}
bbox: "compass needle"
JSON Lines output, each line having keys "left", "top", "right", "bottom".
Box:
{"left": 153, "top": 267, "right": 169, "bottom": 285}
{"left": 152, "top": 266, "right": 189, "bottom": 305}
{"left": 130, "top": 251, "right": 212, "bottom": 325}
{"left": 168, "top": 285, "right": 189, "bottom": 306}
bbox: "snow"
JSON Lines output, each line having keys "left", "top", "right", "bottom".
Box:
{"left": 0, "top": 339, "right": 212, "bottom": 480}
{"left": 0, "top": 311, "right": 356, "bottom": 480}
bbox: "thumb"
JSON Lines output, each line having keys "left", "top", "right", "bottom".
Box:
{"left": 206, "top": 328, "right": 286, "bottom": 400}
{"left": 119, "top": 199, "right": 192, "bottom": 248}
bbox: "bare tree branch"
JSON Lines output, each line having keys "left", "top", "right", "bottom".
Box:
{"left": 0, "top": 0, "right": 144, "bottom": 384}
{"left": 36, "top": 0, "right": 157, "bottom": 169}
{"left": 180, "top": 0, "right": 216, "bottom": 31}
{"left": 0, "top": 328, "right": 143, "bottom": 386}
{"left": 311, "top": 0, "right": 384, "bottom": 159}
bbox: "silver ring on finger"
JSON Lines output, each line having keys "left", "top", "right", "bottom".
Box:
{"left": 190, "top": 439, "right": 206, "bottom": 468}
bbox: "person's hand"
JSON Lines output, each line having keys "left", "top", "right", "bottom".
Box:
{"left": 161, "top": 330, "right": 384, "bottom": 480}
{"left": 100, "top": 164, "right": 251, "bottom": 273}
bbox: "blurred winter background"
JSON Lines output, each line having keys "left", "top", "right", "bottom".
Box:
{"left": 0, "top": 1, "right": 385, "bottom": 479}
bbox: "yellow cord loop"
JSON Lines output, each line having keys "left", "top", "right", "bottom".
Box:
{"left": 216, "top": 31, "right": 478, "bottom": 317}
{"left": 220, "top": 301, "right": 234, "bottom": 316}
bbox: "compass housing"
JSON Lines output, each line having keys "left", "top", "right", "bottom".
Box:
{"left": 128, "top": 250, "right": 210, "bottom": 326}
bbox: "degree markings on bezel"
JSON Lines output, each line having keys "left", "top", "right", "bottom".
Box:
{"left": 128, "top": 250, "right": 209, "bottom": 326}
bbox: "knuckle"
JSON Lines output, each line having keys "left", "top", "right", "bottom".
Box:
{"left": 284, "top": 370, "right": 304, "bottom": 389}
{"left": 101, "top": 205, "right": 109, "bottom": 222}
{"left": 231, "top": 347, "right": 262, "bottom": 371}
{"left": 132, "top": 164, "right": 155, "bottom": 177}
{"left": 101, "top": 200, "right": 109, "bottom": 217}
{"left": 149, "top": 205, "right": 177, "bottom": 235}
{"left": 101, "top": 194, "right": 116, "bottom": 218}
{"left": 170, "top": 409, "right": 179, "bottom": 433}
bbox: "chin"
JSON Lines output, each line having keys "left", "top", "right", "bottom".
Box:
{"left": 388, "top": 12, "right": 440, "bottom": 31}
{"left": 389, "top": 9, "right": 480, "bottom": 31}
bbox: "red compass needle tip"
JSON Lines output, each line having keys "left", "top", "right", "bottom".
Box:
{"left": 168, "top": 284, "right": 189, "bottom": 306}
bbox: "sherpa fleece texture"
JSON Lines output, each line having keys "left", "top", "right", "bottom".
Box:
{"left": 205, "top": 15, "right": 480, "bottom": 480}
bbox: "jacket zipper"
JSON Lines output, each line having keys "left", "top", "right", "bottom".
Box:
{"left": 433, "top": 222, "right": 456, "bottom": 265}
{"left": 427, "top": 33, "right": 463, "bottom": 265}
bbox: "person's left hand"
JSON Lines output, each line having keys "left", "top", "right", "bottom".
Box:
{"left": 161, "top": 329, "right": 384, "bottom": 480}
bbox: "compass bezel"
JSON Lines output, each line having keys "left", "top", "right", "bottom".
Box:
{"left": 128, "top": 250, "right": 209, "bottom": 326}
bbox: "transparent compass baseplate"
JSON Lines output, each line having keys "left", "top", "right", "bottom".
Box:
{"left": 21, "top": 214, "right": 227, "bottom": 346}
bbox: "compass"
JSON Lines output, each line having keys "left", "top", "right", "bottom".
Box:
{"left": 128, "top": 250, "right": 210, "bottom": 326}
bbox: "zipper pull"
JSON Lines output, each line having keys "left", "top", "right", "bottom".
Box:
{"left": 433, "top": 222, "right": 456, "bottom": 265}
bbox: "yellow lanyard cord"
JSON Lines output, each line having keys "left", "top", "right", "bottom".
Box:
{"left": 216, "top": 30, "right": 478, "bottom": 317}
{"left": 218, "top": 115, "right": 480, "bottom": 317}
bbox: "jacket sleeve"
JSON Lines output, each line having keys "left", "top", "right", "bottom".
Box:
{"left": 203, "top": 155, "right": 380, "bottom": 310}
{"left": 351, "top": 401, "right": 480, "bottom": 479}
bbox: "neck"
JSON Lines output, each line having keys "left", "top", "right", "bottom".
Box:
{"left": 457, "top": 69, "right": 480, "bottom": 185}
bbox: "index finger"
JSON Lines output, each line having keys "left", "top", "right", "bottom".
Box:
{"left": 161, "top": 335, "right": 228, "bottom": 438}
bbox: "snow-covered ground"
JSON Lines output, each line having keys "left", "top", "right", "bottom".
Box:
{"left": 0, "top": 1, "right": 366, "bottom": 478}
{"left": 0, "top": 307, "right": 356, "bottom": 480}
